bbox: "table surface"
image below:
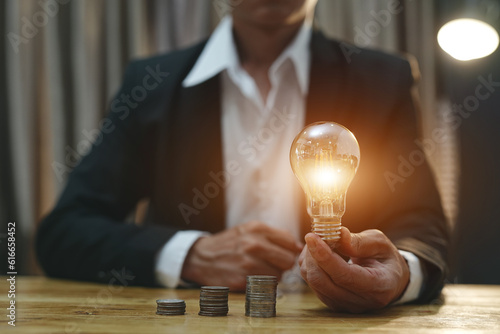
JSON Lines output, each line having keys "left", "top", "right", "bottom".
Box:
{"left": 1, "top": 276, "right": 499, "bottom": 333}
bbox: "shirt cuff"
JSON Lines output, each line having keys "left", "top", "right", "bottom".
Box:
{"left": 393, "top": 250, "right": 424, "bottom": 305}
{"left": 155, "top": 230, "right": 209, "bottom": 288}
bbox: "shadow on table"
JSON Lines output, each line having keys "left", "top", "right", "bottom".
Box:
{"left": 298, "top": 293, "right": 445, "bottom": 332}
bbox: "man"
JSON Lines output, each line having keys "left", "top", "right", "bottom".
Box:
{"left": 36, "top": 0, "right": 448, "bottom": 313}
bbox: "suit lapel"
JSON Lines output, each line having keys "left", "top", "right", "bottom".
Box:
{"left": 159, "top": 75, "right": 226, "bottom": 234}
{"left": 306, "top": 31, "right": 349, "bottom": 125}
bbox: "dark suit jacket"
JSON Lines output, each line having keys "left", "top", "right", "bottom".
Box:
{"left": 36, "top": 31, "right": 449, "bottom": 303}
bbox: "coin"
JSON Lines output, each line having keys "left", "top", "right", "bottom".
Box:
{"left": 155, "top": 299, "right": 186, "bottom": 316}
{"left": 199, "top": 286, "right": 229, "bottom": 316}
{"left": 245, "top": 275, "right": 278, "bottom": 318}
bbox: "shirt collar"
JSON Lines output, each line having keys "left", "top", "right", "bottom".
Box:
{"left": 182, "top": 15, "right": 312, "bottom": 95}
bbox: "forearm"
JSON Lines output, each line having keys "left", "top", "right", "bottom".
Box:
{"left": 36, "top": 210, "right": 178, "bottom": 287}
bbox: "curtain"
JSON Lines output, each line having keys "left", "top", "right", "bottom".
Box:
{"left": 1, "top": 0, "right": 457, "bottom": 275}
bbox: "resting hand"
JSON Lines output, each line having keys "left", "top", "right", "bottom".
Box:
{"left": 299, "top": 227, "right": 409, "bottom": 313}
{"left": 182, "top": 221, "right": 302, "bottom": 291}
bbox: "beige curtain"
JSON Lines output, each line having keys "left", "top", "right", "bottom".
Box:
{"left": 1, "top": 0, "right": 457, "bottom": 275}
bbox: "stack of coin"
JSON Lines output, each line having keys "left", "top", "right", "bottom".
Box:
{"left": 245, "top": 275, "right": 278, "bottom": 318}
{"left": 198, "top": 286, "right": 229, "bottom": 316}
{"left": 156, "top": 299, "right": 186, "bottom": 316}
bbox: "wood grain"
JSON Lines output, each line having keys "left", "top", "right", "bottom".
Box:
{"left": 1, "top": 276, "right": 499, "bottom": 333}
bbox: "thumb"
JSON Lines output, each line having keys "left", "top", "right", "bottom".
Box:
{"left": 337, "top": 228, "right": 389, "bottom": 258}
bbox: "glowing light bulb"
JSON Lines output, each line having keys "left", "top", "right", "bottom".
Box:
{"left": 438, "top": 18, "right": 499, "bottom": 61}
{"left": 290, "top": 122, "right": 360, "bottom": 245}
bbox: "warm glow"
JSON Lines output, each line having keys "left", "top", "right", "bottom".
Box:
{"left": 313, "top": 167, "right": 340, "bottom": 188}
{"left": 290, "top": 122, "right": 360, "bottom": 242}
{"left": 438, "top": 18, "right": 499, "bottom": 61}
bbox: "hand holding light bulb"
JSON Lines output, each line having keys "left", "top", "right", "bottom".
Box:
{"left": 292, "top": 122, "right": 410, "bottom": 312}
{"left": 298, "top": 228, "right": 410, "bottom": 313}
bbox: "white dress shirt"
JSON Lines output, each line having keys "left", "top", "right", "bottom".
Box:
{"left": 155, "top": 15, "right": 423, "bottom": 304}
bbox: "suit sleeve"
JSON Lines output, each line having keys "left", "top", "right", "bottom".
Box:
{"left": 36, "top": 61, "right": 178, "bottom": 287}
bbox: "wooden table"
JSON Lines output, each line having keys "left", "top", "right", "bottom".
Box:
{"left": 1, "top": 276, "right": 499, "bottom": 333}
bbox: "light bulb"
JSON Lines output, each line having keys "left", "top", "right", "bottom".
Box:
{"left": 290, "top": 122, "right": 360, "bottom": 245}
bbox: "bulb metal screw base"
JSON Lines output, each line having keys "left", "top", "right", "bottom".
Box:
{"left": 311, "top": 218, "right": 341, "bottom": 245}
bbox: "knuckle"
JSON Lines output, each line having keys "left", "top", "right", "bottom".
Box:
{"left": 242, "top": 238, "right": 261, "bottom": 253}
{"left": 368, "top": 229, "right": 387, "bottom": 241}
{"left": 367, "top": 229, "right": 384, "bottom": 236}
{"left": 246, "top": 221, "right": 264, "bottom": 231}
{"left": 246, "top": 221, "right": 259, "bottom": 229}
{"left": 366, "top": 229, "right": 390, "bottom": 248}
{"left": 252, "top": 221, "right": 270, "bottom": 233}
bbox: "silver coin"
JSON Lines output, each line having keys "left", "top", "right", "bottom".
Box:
{"left": 156, "top": 311, "right": 185, "bottom": 316}
{"left": 200, "top": 290, "right": 229, "bottom": 293}
{"left": 247, "top": 275, "right": 277, "bottom": 279}
{"left": 200, "top": 286, "right": 230, "bottom": 291}
{"left": 157, "top": 306, "right": 185, "bottom": 309}
{"left": 245, "top": 275, "right": 277, "bottom": 318}
{"left": 156, "top": 299, "right": 185, "bottom": 304}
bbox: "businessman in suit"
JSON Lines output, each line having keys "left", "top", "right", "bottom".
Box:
{"left": 36, "top": 0, "right": 449, "bottom": 313}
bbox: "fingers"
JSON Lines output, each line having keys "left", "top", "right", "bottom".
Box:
{"left": 239, "top": 254, "right": 284, "bottom": 279}
{"left": 242, "top": 221, "right": 303, "bottom": 253}
{"left": 183, "top": 221, "right": 303, "bottom": 290}
{"left": 300, "top": 246, "right": 367, "bottom": 312}
{"left": 336, "top": 227, "right": 393, "bottom": 259}
{"left": 302, "top": 230, "right": 411, "bottom": 312}
{"left": 220, "top": 256, "right": 284, "bottom": 292}
{"left": 233, "top": 221, "right": 302, "bottom": 272}
{"left": 304, "top": 233, "right": 374, "bottom": 290}
{"left": 240, "top": 235, "right": 297, "bottom": 271}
